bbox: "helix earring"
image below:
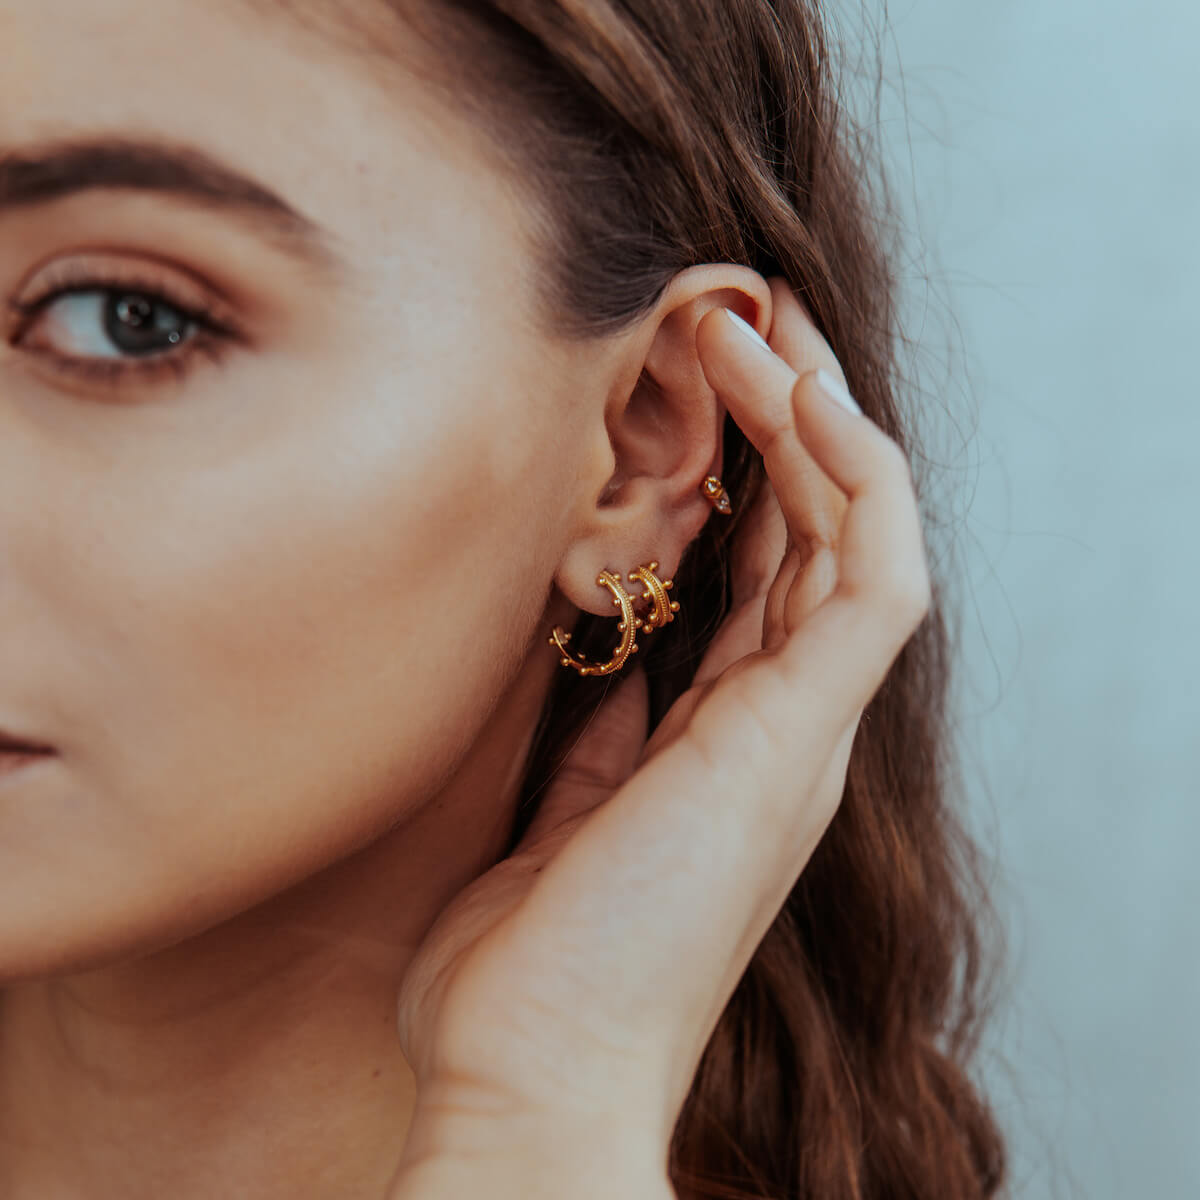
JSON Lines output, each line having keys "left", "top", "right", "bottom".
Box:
{"left": 549, "top": 561, "right": 680, "bottom": 677}
{"left": 701, "top": 474, "right": 733, "bottom": 515}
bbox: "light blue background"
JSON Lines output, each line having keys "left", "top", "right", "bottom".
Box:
{"left": 829, "top": 1, "right": 1199, "bottom": 1196}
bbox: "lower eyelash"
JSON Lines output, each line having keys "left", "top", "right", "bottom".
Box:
{"left": 42, "top": 328, "right": 232, "bottom": 387}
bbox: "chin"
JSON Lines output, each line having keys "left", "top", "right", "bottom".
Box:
{"left": 0, "top": 878, "right": 256, "bottom": 987}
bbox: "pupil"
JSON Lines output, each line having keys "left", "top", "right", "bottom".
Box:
{"left": 104, "top": 292, "right": 189, "bottom": 356}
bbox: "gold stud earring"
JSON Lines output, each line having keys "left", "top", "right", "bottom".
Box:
{"left": 548, "top": 562, "right": 680, "bottom": 676}
{"left": 701, "top": 475, "right": 733, "bottom": 515}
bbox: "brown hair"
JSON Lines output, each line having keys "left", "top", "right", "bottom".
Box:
{"left": 376, "top": 1, "right": 1010, "bottom": 1196}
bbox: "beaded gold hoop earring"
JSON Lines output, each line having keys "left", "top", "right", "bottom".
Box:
{"left": 628, "top": 560, "right": 680, "bottom": 633}
{"left": 548, "top": 562, "right": 679, "bottom": 677}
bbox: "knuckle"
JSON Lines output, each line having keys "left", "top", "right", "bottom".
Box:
{"left": 879, "top": 436, "right": 916, "bottom": 486}
{"left": 892, "top": 564, "right": 933, "bottom": 626}
{"left": 553, "top": 759, "right": 623, "bottom": 794}
{"left": 871, "top": 556, "right": 932, "bottom": 628}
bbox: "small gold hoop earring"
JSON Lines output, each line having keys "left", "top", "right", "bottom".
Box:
{"left": 548, "top": 562, "right": 679, "bottom": 677}
{"left": 629, "top": 560, "right": 680, "bottom": 634}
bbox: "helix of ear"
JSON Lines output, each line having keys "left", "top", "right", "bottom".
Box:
{"left": 548, "top": 562, "right": 679, "bottom": 677}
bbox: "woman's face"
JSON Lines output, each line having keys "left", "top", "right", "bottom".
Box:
{"left": 0, "top": 1, "right": 613, "bottom": 978}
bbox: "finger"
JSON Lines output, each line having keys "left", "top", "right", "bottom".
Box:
{"left": 687, "top": 285, "right": 867, "bottom": 716}
{"left": 787, "top": 364, "right": 930, "bottom": 636}
{"left": 726, "top": 469, "right": 788, "bottom": 614}
{"left": 690, "top": 477, "right": 787, "bottom": 689}
{"left": 772, "top": 372, "right": 931, "bottom": 714}
{"left": 688, "top": 364, "right": 931, "bottom": 763}
{"left": 515, "top": 664, "right": 649, "bottom": 847}
{"left": 696, "top": 307, "right": 844, "bottom": 559}
{"left": 699, "top": 307, "right": 929, "bottom": 634}
{"left": 762, "top": 276, "right": 844, "bottom": 390}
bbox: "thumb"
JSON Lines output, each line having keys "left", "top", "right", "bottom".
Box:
{"left": 516, "top": 664, "right": 649, "bottom": 847}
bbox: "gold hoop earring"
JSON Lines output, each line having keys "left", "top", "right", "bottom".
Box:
{"left": 628, "top": 560, "right": 680, "bottom": 634}
{"left": 549, "top": 562, "right": 679, "bottom": 677}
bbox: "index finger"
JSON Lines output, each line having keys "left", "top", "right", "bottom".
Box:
{"left": 696, "top": 292, "right": 848, "bottom": 556}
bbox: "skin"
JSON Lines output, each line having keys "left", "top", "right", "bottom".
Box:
{"left": 0, "top": 3, "right": 820, "bottom": 1197}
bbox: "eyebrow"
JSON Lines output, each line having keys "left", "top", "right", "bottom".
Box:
{"left": 0, "top": 135, "right": 344, "bottom": 272}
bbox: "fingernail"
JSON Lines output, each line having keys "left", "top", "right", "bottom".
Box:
{"left": 814, "top": 367, "right": 862, "bottom": 416}
{"left": 723, "top": 308, "right": 772, "bottom": 353}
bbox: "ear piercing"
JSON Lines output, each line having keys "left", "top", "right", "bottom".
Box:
{"left": 547, "top": 474, "right": 728, "bottom": 676}
{"left": 700, "top": 475, "right": 732, "bottom": 515}
{"left": 548, "top": 561, "right": 679, "bottom": 676}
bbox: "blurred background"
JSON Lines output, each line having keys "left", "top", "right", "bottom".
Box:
{"left": 828, "top": 1, "right": 1198, "bottom": 1195}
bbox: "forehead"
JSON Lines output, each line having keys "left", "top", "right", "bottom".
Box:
{"left": 0, "top": 0, "right": 523, "bottom": 263}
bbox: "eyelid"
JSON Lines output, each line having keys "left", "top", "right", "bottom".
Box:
{"left": 7, "top": 251, "right": 240, "bottom": 332}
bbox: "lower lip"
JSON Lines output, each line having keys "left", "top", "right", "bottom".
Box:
{"left": 0, "top": 750, "right": 53, "bottom": 779}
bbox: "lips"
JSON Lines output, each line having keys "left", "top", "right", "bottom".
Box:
{"left": 0, "top": 727, "right": 54, "bottom": 754}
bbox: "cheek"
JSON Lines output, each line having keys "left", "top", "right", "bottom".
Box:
{"left": 3, "top": 363, "right": 555, "bottom": 976}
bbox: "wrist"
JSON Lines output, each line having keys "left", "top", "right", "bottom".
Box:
{"left": 387, "top": 1103, "right": 675, "bottom": 1200}
{"left": 387, "top": 1153, "right": 677, "bottom": 1200}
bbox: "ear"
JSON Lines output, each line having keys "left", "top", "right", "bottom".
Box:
{"left": 554, "top": 264, "right": 773, "bottom": 618}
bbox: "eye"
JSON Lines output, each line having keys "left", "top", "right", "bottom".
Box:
{"left": 37, "top": 289, "right": 197, "bottom": 359}
{"left": 6, "top": 266, "right": 239, "bottom": 388}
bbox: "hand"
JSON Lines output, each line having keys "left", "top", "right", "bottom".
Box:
{"left": 386, "top": 278, "right": 932, "bottom": 1197}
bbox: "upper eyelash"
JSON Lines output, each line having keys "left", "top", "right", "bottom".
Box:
{"left": 5, "top": 271, "right": 239, "bottom": 387}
